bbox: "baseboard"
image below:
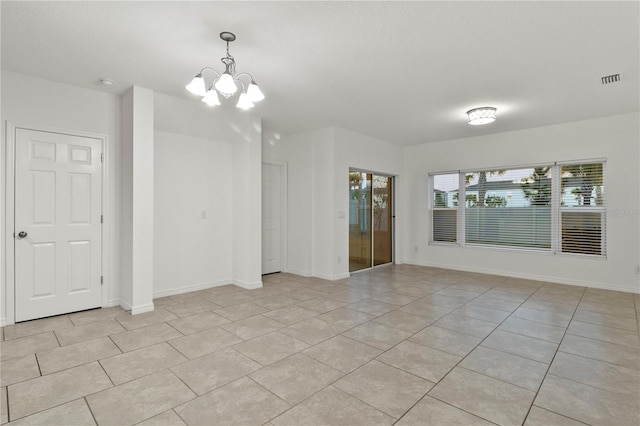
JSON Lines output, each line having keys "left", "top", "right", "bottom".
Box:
{"left": 406, "top": 259, "right": 640, "bottom": 294}
{"left": 120, "top": 299, "right": 156, "bottom": 314}
{"left": 313, "top": 272, "right": 351, "bottom": 281}
{"left": 153, "top": 279, "right": 231, "bottom": 299}
{"left": 105, "top": 299, "right": 121, "bottom": 308}
{"left": 119, "top": 299, "right": 132, "bottom": 311}
{"left": 131, "top": 302, "right": 155, "bottom": 315}
{"left": 332, "top": 272, "right": 351, "bottom": 280}
{"left": 0, "top": 317, "right": 6, "bottom": 327}
{"left": 233, "top": 279, "right": 263, "bottom": 289}
{"left": 285, "top": 268, "right": 312, "bottom": 277}
{"left": 285, "top": 269, "right": 349, "bottom": 281}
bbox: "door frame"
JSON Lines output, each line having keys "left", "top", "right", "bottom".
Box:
{"left": 4, "top": 122, "right": 110, "bottom": 325}
{"left": 262, "top": 161, "right": 288, "bottom": 275}
{"left": 348, "top": 168, "right": 396, "bottom": 272}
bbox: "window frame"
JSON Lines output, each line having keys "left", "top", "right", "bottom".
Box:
{"left": 429, "top": 172, "right": 461, "bottom": 246}
{"left": 429, "top": 159, "right": 606, "bottom": 258}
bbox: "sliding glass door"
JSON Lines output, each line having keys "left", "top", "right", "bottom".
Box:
{"left": 349, "top": 170, "right": 393, "bottom": 272}
{"left": 373, "top": 175, "right": 393, "bottom": 266}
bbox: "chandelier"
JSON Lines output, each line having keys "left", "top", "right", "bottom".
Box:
{"left": 186, "top": 32, "right": 264, "bottom": 110}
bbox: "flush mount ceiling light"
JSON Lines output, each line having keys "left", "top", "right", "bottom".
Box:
{"left": 186, "top": 31, "right": 264, "bottom": 110}
{"left": 467, "top": 107, "right": 497, "bottom": 125}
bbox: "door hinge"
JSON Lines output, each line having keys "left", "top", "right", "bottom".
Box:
{"left": 101, "top": 153, "right": 104, "bottom": 162}
{"left": 101, "top": 215, "right": 103, "bottom": 223}
{"left": 100, "top": 276, "right": 104, "bottom": 285}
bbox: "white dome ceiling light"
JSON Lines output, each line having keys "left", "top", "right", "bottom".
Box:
{"left": 467, "top": 107, "right": 497, "bottom": 125}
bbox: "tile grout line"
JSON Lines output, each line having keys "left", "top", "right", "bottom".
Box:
{"left": 417, "top": 280, "right": 550, "bottom": 425}
{"left": 3, "top": 271, "right": 635, "bottom": 425}
{"left": 96, "top": 358, "right": 117, "bottom": 388}
{"left": 358, "top": 278, "right": 512, "bottom": 425}
{"left": 4, "top": 386, "right": 9, "bottom": 424}
{"left": 84, "top": 396, "right": 99, "bottom": 426}
{"left": 244, "top": 375, "right": 310, "bottom": 423}
{"left": 245, "top": 277, "right": 474, "bottom": 424}
{"left": 519, "top": 285, "right": 587, "bottom": 425}
{"left": 391, "top": 278, "right": 513, "bottom": 425}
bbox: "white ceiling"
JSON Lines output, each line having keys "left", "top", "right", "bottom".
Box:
{"left": 2, "top": 1, "right": 638, "bottom": 146}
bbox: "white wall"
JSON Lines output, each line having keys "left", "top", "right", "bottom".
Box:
{"left": 404, "top": 113, "right": 640, "bottom": 293}
{"left": 1, "top": 71, "right": 122, "bottom": 324}
{"left": 1, "top": 72, "right": 264, "bottom": 324}
{"left": 264, "top": 129, "right": 328, "bottom": 276}
{"left": 333, "top": 128, "right": 404, "bottom": 276}
{"left": 231, "top": 116, "right": 263, "bottom": 288}
{"left": 264, "top": 127, "right": 404, "bottom": 280}
{"left": 153, "top": 131, "right": 233, "bottom": 296}
{"left": 154, "top": 93, "right": 262, "bottom": 292}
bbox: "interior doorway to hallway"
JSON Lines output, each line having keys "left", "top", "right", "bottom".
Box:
{"left": 348, "top": 169, "right": 394, "bottom": 272}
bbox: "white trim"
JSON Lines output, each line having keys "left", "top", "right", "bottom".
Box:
{"left": 313, "top": 272, "right": 348, "bottom": 281}
{"left": 118, "top": 299, "right": 156, "bottom": 315}
{"left": 0, "top": 317, "right": 6, "bottom": 327}
{"left": 153, "top": 279, "right": 231, "bottom": 299}
{"left": 4, "top": 122, "right": 110, "bottom": 325}
{"left": 5, "top": 122, "right": 16, "bottom": 325}
{"left": 131, "top": 303, "right": 155, "bottom": 315}
{"left": 406, "top": 259, "right": 639, "bottom": 294}
{"left": 285, "top": 268, "right": 312, "bottom": 277}
{"left": 233, "top": 279, "right": 263, "bottom": 290}
{"left": 119, "top": 300, "right": 132, "bottom": 311}
{"left": 105, "top": 299, "right": 121, "bottom": 308}
{"left": 262, "top": 160, "right": 288, "bottom": 274}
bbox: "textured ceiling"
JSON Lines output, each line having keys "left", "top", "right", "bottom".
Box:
{"left": 2, "top": 1, "right": 638, "bottom": 145}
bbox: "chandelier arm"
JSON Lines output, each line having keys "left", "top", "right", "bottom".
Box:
{"left": 235, "top": 79, "right": 246, "bottom": 92}
{"left": 233, "top": 72, "right": 255, "bottom": 82}
{"left": 199, "top": 67, "right": 222, "bottom": 78}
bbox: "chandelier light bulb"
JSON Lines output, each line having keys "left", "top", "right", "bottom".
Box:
{"left": 247, "top": 81, "right": 265, "bottom": 102}
{"left": 202, "top": 88, "right": 221, "bottom": 106}
{"left": 467, "top": 107, "right": 497, "bottom": 125}
{"left": 186, "top": 32, "right": 264, "bottom": 107}
{"left": 186, "top": 74, "right": 207, "bottom": 96}
{"left": 215, "top": 73, "right": 238, "bottom": 98}
{"left": 236, "top": 92, "right": 255, "bottom": 110}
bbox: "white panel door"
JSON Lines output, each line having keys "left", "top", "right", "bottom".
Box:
{"left": 262, "top": 163, "right": 281, "bottom": 274}
{"left": 15, "top": 129, "right": 102, "bottom": 322}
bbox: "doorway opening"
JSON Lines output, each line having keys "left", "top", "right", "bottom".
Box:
{"left": 348, "top": 170, "right": 394, "bottom": 272}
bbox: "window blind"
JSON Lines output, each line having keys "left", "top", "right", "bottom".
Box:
{"left": 431, "top": 173, "right": 458, "bottom": 243}
{"left": 559, "top": 162, "right": 606, "bottom": 256}
{"left": 429, "top": 160, "right": 606, "bottom": 257}
{"left": 464, "top": 166, "right": 552, "bottom": 250}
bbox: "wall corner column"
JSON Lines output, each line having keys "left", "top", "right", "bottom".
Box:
{"left": 121, "top": 86, "right": 155, "bottom": 314}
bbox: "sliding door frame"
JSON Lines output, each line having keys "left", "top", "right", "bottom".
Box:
{"left": 349, "top": 168, "right": 395, "bottom": 272}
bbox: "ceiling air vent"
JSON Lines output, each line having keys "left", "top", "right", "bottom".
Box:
{"left": 601, "top": 74, "right": 621, "bottom": 85}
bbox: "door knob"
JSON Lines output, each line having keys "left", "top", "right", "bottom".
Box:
{"left": 17, "top": 231, "right": 27, "bottom": 238}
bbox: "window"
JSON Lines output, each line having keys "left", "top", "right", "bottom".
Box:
{"left": 560, "top": 162, "right": 605, "bottom": 255}
{"left": 432, "top": 173, "right": 458, "bottom": 243}
{"left": 464, "top": 166, "right": 552, "bottom": 250}
{"left": 430, "top": 160, "right": 606, "bottom": 256}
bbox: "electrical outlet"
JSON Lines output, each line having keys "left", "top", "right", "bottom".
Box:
{"left": 414, "top": 246, "right": 418, "bottom": 253}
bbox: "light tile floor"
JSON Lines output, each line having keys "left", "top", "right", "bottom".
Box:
{"left": 1, "top": 265, "right": 639, "bottom": 425}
